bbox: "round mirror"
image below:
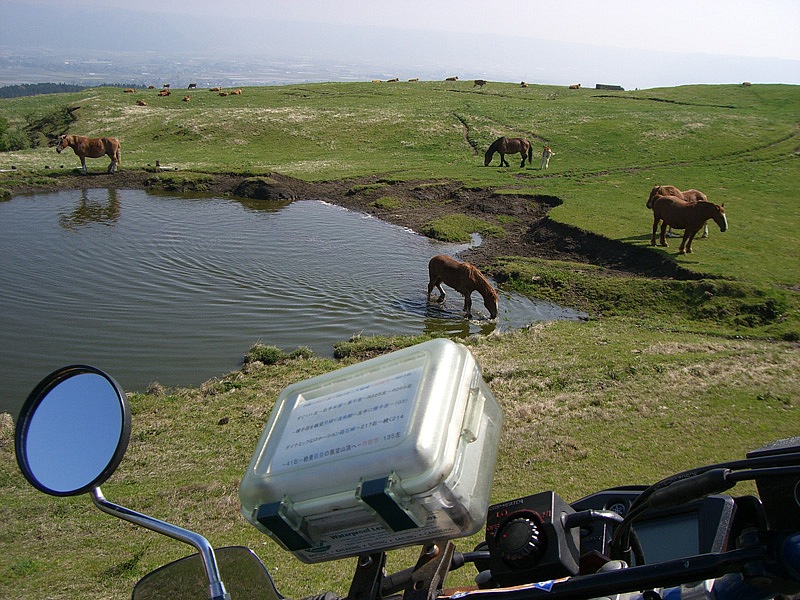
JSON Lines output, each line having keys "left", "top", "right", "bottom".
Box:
{"left": 15, "top": 365, "right": 131, "bottom": 496}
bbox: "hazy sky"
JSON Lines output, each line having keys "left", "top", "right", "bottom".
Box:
{"left": 3, "top": 0, "right": 799, "bottom": 87}
{"left": 17, "top": 0, "right": 797, "bottom": 60}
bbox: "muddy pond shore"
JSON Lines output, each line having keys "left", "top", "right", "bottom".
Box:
{"left": 4, "top": 169, "right": 694, "bottom": 280}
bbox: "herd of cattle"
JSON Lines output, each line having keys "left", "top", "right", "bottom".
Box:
{"left": 122, "top": 78, "right": 599, "bottom": 101}
{"left": 367, "top": 77, "right": 575, "bottom": 89}
{"left": 124, "top": 83, "right": 245, "bottom": 106}
{"left": 121, "top": 78, "right": 594, "bottom": 107}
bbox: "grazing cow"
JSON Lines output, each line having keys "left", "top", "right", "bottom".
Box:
{"left": 474, "top": 79, "right": 487, "bottom": 87}
{"left": 188, "top": 83, "right": 197, "bottom": 89}
{"left": 163, "top": 83, "right": 170, "bottom": 89}
{"left": 445, "top": 76, "right": 459, "bottom": 81}
{"left": 520, "top": 82, "right": 528, "bottom": 88}
{"left": 147, "top": 85, "right": 155, "bottom": 89}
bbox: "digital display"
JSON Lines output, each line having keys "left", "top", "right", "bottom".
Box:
{"left": 633, "top": 513, "right": 700, "bottom": 564}
{"left": 572, "top": 488, "right": 735, "bottom": 564}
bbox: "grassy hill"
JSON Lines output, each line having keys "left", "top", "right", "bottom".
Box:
{"left": 2, "top": 82, "right": 798, "bottom": 285}
{"left": 0, "top": 81, "right": 798, "bottom": 599}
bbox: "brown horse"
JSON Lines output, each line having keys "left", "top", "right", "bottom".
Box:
{"left": 647, "top": 184, "right": 710, "bottom": 238}
{"left": 56, "top": 135, "right": 121, "bottom": 174}
{"left": 484, "top": 137, "right": 533, "bottom": 168}
{"left": 646, "top": 185, "right": 708, "bottom": 209}
{"left": 650, "top": 195, "right": 727, "bottom": 254}
{"left": 427, "top": 254, "right": 498, "bottom": 319}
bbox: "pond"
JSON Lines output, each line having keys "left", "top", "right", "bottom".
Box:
{"left": 0, "top": 188, "right": 585, "bottom": 416}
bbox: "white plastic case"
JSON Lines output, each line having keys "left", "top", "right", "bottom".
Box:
{"left": 239, "top": 338, "right": 503, "bottom": 563}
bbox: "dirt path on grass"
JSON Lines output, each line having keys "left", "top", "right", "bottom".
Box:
{"left": 6, "top": 170, "right": 698, "bottom": 280}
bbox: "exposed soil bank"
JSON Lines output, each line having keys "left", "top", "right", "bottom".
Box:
{"left": 5, "top": 170, "right": 700, "bottom": 280}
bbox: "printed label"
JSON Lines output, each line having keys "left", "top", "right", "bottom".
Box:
{"left": 270, "top": 367, "right": 423, "bottom": 472}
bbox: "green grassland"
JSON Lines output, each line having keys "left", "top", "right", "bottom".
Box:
{"left": 0, "top": 81, "right": 799, "bottom": 599}
{"left": 2, "top": 82, "right": 798, "bottom": 285}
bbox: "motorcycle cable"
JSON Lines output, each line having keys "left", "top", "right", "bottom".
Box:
{"left": 625, "top": 450, "right": 800, "bottom": 515}
{"left": 610, "top": 455, "right": 800, "bottom": 562}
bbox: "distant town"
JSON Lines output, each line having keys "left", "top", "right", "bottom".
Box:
{"left": 0, "top": 46, "right": 445, "bottom": 91}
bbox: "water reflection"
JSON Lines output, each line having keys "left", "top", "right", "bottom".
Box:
{"left": 423, "top": 312, "right": 497, "bottom": 338}
{"left": 58, "top": 188, "right": 121, "bottom": 229}
{"left": 0, "top": 189, "right": 586, "bottom": 416}
{"left": 237, "top": 197, "right": 294, "bottom": 214}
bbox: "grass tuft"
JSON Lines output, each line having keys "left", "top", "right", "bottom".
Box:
{"left": 422, "top": 214, "right": 506, "bottom": 242}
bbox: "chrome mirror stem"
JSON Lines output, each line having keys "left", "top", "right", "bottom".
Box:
{"left": 91, "top": 487, "right": 228, "bottom": 600}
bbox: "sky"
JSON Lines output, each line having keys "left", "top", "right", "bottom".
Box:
{"left": 121, "top": 0, "right": 800, "bottom": 61}
{"left": 2, "top": 0, "right": 799, "bottom": 88}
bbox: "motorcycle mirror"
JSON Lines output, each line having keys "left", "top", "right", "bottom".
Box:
{"left": 15, "top": 365, "right": 131, "bottom": 496}
{"left": 133, "top": 546, "right": 283, "bottom": 600}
